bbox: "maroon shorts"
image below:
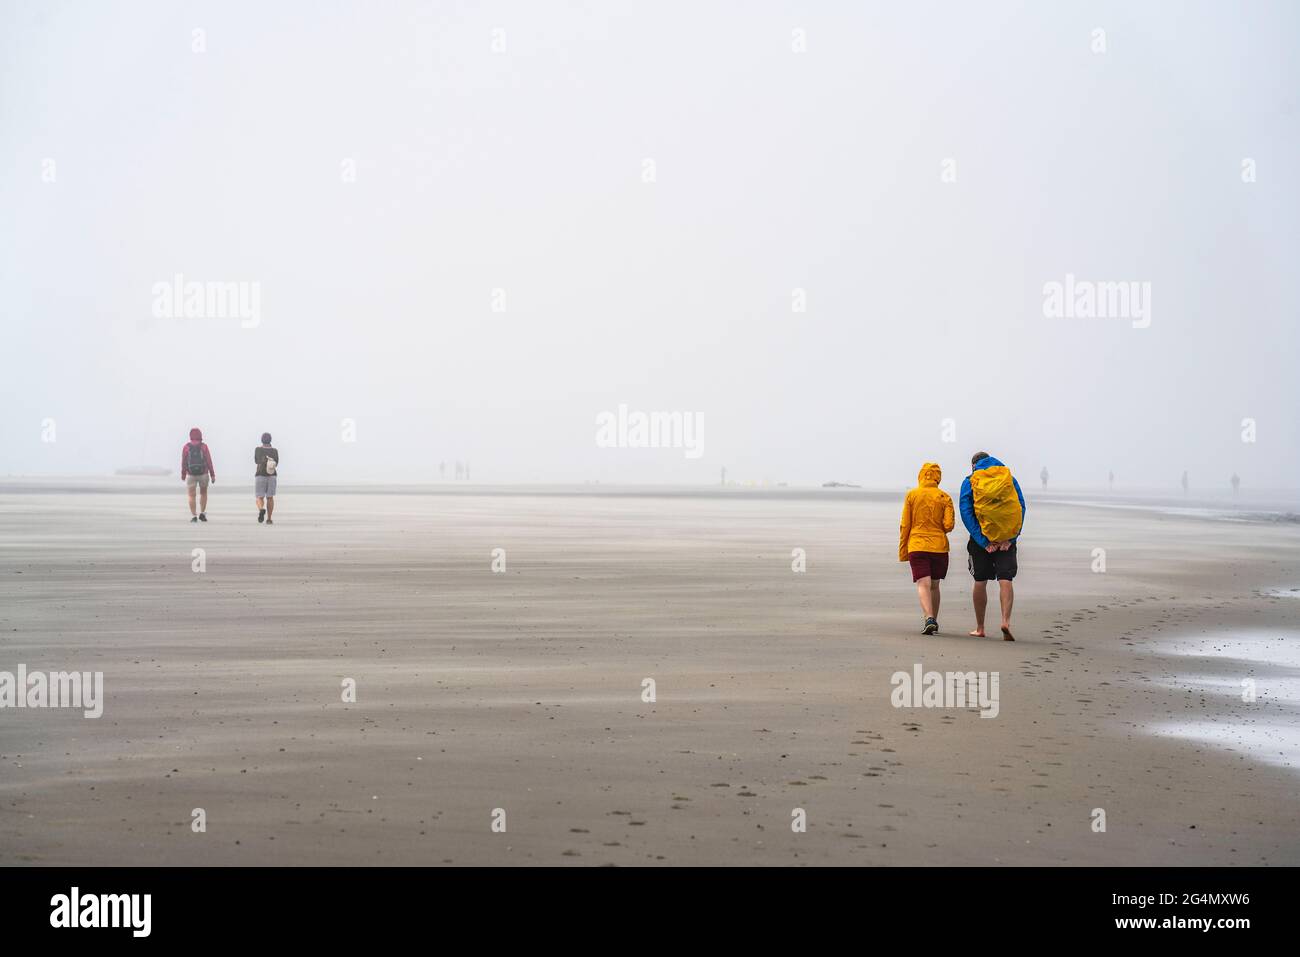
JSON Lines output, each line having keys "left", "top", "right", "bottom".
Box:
{"left": 908, "top": 551, "right": 949, "bottom": 582}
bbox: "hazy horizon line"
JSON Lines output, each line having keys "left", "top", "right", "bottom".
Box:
{"left": 4, "top": 473, "right": 1299, "bottom": 495}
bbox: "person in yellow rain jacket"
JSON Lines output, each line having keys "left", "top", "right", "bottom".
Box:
{"left": 899, "top": 462, "right": 955, "bottom": 635}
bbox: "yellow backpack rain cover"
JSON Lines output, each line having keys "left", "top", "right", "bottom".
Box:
{"left": 970, "top": 465, "right": 1023, "bottom": 542}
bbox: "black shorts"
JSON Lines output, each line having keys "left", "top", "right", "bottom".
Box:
{"left": 967, "top": 538, "right": 1017, "bottom": 581}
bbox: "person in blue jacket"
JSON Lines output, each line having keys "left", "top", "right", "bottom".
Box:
{"left": 959, "top": 451, "right": 1026, "bottom": 640}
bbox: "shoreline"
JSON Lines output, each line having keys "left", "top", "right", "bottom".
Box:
{"left": 2, "top": 477, "right": 1298, "bottom": 523}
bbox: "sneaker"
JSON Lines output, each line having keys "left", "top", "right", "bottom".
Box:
{"left": 265, "top": 518, "right": 274, "bottom": 525}
{"left": 198, "top": 513, "right": 208, "bottom": 522}
{"left": 258, "top": 509, "right": 266, "bottom": 523}
{"left": 922, "top": 617, "right": 938, "bottom": 635}
{"left": 190, "top": 516, "right": 198, "bottom": 523}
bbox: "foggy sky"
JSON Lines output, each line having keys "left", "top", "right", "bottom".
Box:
{"left": 3, "top": 1, "right": 1297, "bottom": 489}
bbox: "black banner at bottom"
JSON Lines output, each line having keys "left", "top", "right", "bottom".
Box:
{"left": 0, "top": 866, "right": 1285, "bottom": 943}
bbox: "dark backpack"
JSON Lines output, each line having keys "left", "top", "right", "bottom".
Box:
{"left": 187, "top": 443, "right": 206, "bottom": 476}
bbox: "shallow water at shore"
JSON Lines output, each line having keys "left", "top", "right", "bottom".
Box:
{"left": 1150, "top": 631, "right": 1300, "bottom": 772}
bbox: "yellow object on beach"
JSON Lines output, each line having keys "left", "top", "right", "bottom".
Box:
{"left": 898, "top": 462, "right": 955, "bottom": 560}
{"left": 970, "top": 465, "right": 1023, "bottom": 542}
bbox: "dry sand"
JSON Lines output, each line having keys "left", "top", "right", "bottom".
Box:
{"left": 1, "top": 481, "right": 1298, "bottom": 866}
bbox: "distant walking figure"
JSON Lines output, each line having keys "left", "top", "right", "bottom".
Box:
{"left": 1231, "top": 472, "right": 1240, "bottom": 495}
{"left": 960, "top": 452, "right": 1025, "bottom": 641}
{"left": 181, "top": 428, "right": 216, "bottom": 522}
{"left": 1040, "top": 466, "right": 1049, "bottom": 490}
{"left": 1108, "top": 470, "right": 1115, "bottom": 492}
{"left": 255, "top": 432, "right": 279, "bottom": 524}
{"left": 1181, "top": 470, "right": 1189, "bottom": 495}
{"left": 898, "top": 462, "right": 955, "bottom": 635}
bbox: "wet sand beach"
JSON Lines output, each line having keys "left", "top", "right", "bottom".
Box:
{"left": 1, "top": 481, "right": 1297, "bottom": 865}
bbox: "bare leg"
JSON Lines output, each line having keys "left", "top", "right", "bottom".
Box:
{"left": 187, "top": 485, "right": 197, "bottom": 516}
{"left": 914, "top": 576, "right": 935, "bottom": 619}
{"left": 970, "top": 581, "right": 987, "bottom": 636}
{"left": 199, "top": 485, "right": 209, "bottom": 515}
{"left": 999, "top": 580, "right": 1015, "bottom": 639}
{"left": 256, "top": 496, "right": 265, "bottom": 510}
{"left": 931, "top": 581, "right": 941, "bottom": 620}
{"left": 265, "top": 496, "right": 275, "bottom": 521}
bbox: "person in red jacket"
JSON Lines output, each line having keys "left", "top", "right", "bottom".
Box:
{"left": 181, "top": 427, "right": 216, "bottom": 522}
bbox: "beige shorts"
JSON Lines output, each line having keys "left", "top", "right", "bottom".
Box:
{"left": 186, "top": 474, "right": 210, "bottom": 490}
